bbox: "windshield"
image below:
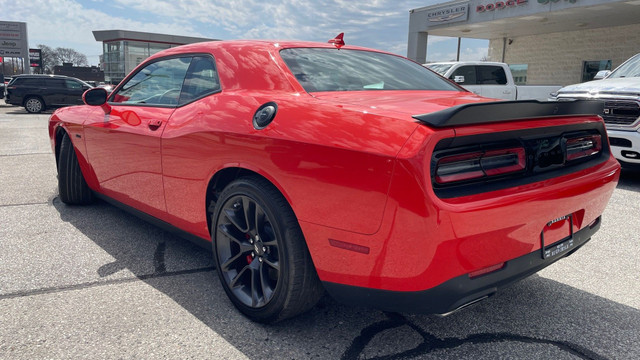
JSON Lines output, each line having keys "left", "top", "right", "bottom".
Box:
{"left": 79, "top": 79, "right": 93, "bottom": 87}
{"left": 608, "top": 53, "right": 640, "bottom": 79}
{"left": 424, "top": 63, "right": 453, "bottom": 76}
{"left": 280, "top": 48, "right": 460, "bottom": 92}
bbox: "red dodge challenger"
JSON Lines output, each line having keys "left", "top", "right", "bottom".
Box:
{"left": 49, "top": 37, "right": 620, "bottom": 323}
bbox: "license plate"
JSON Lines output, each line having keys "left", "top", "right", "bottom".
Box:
{"left": 544, "top": 238, "right": 574, "bottom": 259}
{"left": 540, "top": 214, "right": 574, "bottom": 259}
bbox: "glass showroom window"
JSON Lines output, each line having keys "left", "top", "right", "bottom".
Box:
{"left": 509, "top": 64, "right": 528, "bottom": 85}
{"left": 582, "top": 60, "right": 611, "bottom": 82}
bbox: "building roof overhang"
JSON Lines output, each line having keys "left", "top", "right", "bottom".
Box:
{"left": 411, "top": 0, "right": 640, "bottom": 39}
{"left": 92, "top": 29, "right": 216, "bottom": 45}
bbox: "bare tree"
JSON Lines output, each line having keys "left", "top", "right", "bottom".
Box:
{"left": 37, "top": 44, "right": 56, "bottom": 73}
{"left": 37, "top": 44, "right": 89, "bottom": 73}
{"left": 56, "top": 47, "right": 88, "bottom": 66}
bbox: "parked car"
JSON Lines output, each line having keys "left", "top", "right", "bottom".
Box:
{"left": 425, "top": 61, "right": 562, "bottom": 101}
{"left": 5, "top": 74, "right": 92, "bottom": 113}
{"left": 551, "top": 53, "right": 640, "bottom": 169}
{"left": 0, "top": 75, "right": 10, "bottom": 99}
{"left": 49, "top": 38, "right": 619, "bottom": 323}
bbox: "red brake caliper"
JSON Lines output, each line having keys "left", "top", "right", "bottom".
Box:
{"left": 245, "top": 233, "right": 253, "bottom": 264}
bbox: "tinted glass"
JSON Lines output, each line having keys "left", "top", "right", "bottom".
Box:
{"left": 450, "top": 66, "right": 477, "bottom": 85}
{"left": 47, "top": 79, "right": 66, "bottom": 88}
{"left": 477, "top": 66, "right": 507, "bottom": 85}
{"left": 111, "top": 57, "right": 191, "bottom": 105}
{"left": 17, "top": 78, "right": 45, "bottom": 87}
{"left": 179, "top": 56, "right": 220, "bottom": 105}
{"left": 581, "top": 60, "right": 612, "bottom": 82}
{"left": 280, "top": 48, "right": 459, "bottom": 92}
{"left": 65, "top": 79, "right": 83, "bottom": 90}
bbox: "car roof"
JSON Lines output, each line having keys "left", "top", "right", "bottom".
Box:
{"left": 146, "top": 39, "right": 394, "bottom": 61}
{"left": 12, "top": 74, "right": 72, "bottom": 79}
{"left": 427, "top": 61, "right": 506, "bottom": 66}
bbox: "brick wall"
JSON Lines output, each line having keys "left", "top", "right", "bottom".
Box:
{"left": 488, "top": 23, "right": 640, "bottom": 86}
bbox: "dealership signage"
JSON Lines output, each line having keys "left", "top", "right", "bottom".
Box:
{"left": 477, "top": 0, "right": 578, "bottom": 12}
{"left": 476, "top": 0, "right": 528, "bottom": 12}
{"left": 0, "top": 21, "right": 28, "bottom": 59}
{"left": 427, "top": 3, "right": 469, "bottom": 23}
{"left": 29, "top": 48, "right": 42, "bottom": 68}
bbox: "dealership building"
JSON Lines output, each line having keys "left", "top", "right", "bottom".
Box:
{"left": 93, "top": 30, "right": 216, "bottom": 82}
{"left": 408, "top": 0, "right": 640, "bottom": 85}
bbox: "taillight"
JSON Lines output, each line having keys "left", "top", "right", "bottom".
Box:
{"left": 565, "top": 135, "right": 602, "bottom": 161}
{"left": 436, "top": 147, "right": 526, "bottom": 184}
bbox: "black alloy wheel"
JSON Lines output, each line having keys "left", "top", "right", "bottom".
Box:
{"left": 217, "top": 194, "right": 280, "bottom": 308}
{"left": 212, "top": 177, "right": 323, "bottom": 323}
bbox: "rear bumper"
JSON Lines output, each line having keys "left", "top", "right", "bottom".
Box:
{"left": 323, "top": 216, "right": 600, "bottom": 315}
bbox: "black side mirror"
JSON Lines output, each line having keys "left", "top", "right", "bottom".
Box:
{"left": 83, "top": 87, "right": 111, "bottom": 114}
{"left": 83, "top": 87, "right": 107, "bottom": 106}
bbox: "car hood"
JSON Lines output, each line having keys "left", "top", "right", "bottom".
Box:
{"left": 310, "top": 90, "right": 492, "bottom": 119}
{"left": 557, "top": 77, "right": 640, "bottom": 97}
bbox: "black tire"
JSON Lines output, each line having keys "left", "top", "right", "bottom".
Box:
{"left": 24, "top": 96, "right": 44, "bottom": 113}
{"left": 212, "top": 177, "right": 323, "bottom": 323}
{"left": 58, "top": 132, "right": 93, "bottom": 205}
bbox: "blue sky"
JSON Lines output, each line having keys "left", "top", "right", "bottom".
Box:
{"left": 3, "top": 0, "right": 488, "bottom": 66}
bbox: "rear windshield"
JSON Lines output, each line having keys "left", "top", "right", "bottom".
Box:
{"left": 280, "top": 48, "right": 459, "bottom": 92}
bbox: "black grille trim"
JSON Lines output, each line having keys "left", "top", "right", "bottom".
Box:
{"left": 609, "top": 137, "right": 633, "bottom": 148}
{"left": 603, "top": 100, "right": 640, "bottom": 126}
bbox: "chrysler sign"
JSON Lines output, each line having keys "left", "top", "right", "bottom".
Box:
{"left": 427, "top": 3, "right": 469, "bottom": 24}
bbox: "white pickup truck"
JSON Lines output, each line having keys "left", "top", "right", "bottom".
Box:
{"left": 425, "top": 61, "right": 561, "bottom": 101}
{"left": 551, "top": 53, "right": 640, "bottom": 169}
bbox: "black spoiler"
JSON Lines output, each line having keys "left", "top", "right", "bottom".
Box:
{"left": 412, "top": 100, "right": 604, "bottom": 128}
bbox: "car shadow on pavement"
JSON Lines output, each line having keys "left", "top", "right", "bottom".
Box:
{"left": 0, "top": 105, "right": 54, "bottom": 115}
{"left": 51, "top": 198, "right": 639, "bottom": 360}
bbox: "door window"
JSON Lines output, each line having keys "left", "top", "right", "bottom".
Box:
{"left": 111, "top": 57, "right": 191, "bottom": 106}
{"left": 450, "top": 66, "right": 477, "bottom": 85}
{"left": 477, "top": 66, "right": 507, "bottom": 85}
{"left": 48, "top": 79, "right": 66, "bottom": 88}
{"left": 179, "top": 56, "right": 221, "bottom": 105}
{"left": 19, "top": 78, "right": 45, "bottom": 87}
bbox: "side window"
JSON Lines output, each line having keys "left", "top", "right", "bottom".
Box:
{"left": 20, "top": 78, "right": 45, "bottom": 87}
{"left": 179, "top": 56, "right": 221, "bottom": 105}
{"left": 65, "top": 79, "right": 82, "bottom": 90}
{"left": 477, "top": 66, "right": 507, "bottom": 85}
{"left": 48, "top": 79, "right": 66, "bottom": 88}
{"left": 450, "top": 66, "right": 477, "bottom": 85}
{"left": 111, "top": 57, "right": 191, "bottom": 106}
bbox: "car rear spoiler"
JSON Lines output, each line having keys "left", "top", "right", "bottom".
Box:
{"left": 412, "top": 100, "right": 604, "bottom": 128}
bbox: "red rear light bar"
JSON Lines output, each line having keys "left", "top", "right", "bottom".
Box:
{"left": 565, "top": 134, "right": 602, "bottom": 161}
{"left": 436, "top": 147, "right": 526, "bottom": 184}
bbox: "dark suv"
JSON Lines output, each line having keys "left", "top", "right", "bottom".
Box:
{"left": 5, "top": 75, "right": 92, "bottom": 113}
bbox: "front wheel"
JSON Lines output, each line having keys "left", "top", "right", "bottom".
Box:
{"left": 58, "top": 132, "right": 93, "bottom": 204}
{"left": 24, "top": 97, "right": 44, "bottom": 113}
{"left": 212, "top": 177, "right": 323, "bottom": 323}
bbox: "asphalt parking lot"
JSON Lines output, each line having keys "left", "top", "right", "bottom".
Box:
{"left": 0, "top": 103, "right": 638, "bottom": 360}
